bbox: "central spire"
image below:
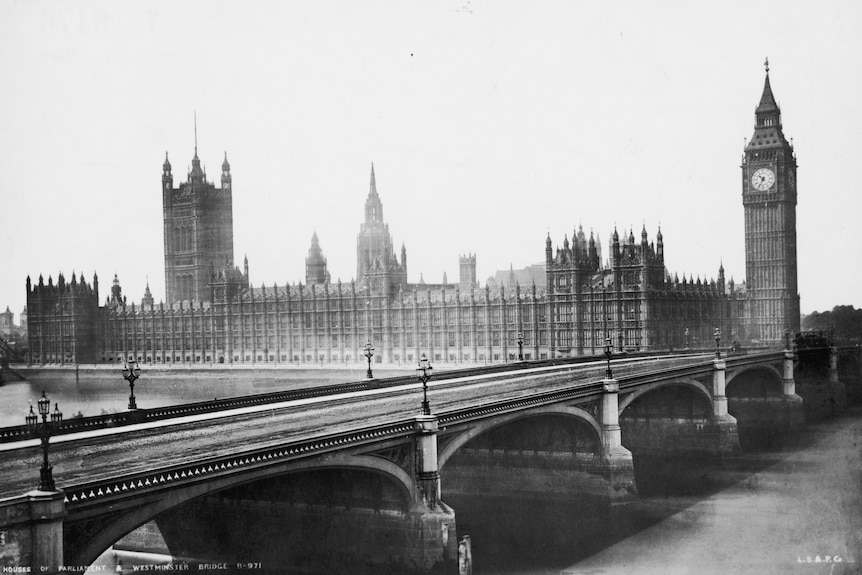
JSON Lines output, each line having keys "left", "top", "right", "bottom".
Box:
{"left": 364, "top": 162, "right": 383, "bottom": 225}
{"left": 369, "top": 163, "right": 378, "bottom": 197}
{"left": 190, "top": 112, "right": 204, "bottom": 183}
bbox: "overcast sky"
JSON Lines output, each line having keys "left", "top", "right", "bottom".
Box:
{"left": 1, "top": 1, "right": 860, "bottom": 321}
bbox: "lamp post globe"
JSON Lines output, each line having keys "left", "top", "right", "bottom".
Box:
{"left": 122, "top": 359, "right": 142, "bottom": 410}
{"left": 604, "top": 336, "right": 614, "bottom": 379}
{"left": 417, "top": 353, "right": 433, "bottom": 415}
{"left": 25, "top": 391, "right": 62, "bottom": 491}
{"left": 364, "top": 341, "right": 375, "bottom": 379}
{"left": 714, "top": 327, "right": 722, "bottom": 360}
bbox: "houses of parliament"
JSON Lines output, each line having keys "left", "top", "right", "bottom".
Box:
{"left": 25, "top": 64, "right": 800, "bottom": 366}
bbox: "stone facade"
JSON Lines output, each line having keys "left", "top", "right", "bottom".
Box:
{"left": 27, "top": 67, "right": 798, "bottom": 365}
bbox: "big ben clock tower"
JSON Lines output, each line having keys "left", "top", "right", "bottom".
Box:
{"left": 742, "top": 59, "right": 800, "bottom": 344}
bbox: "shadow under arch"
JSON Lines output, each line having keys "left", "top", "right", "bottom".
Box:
{"left": 66, "top": 453, "right": 415, "bottom": 567}
{"left": 438, "top": 404, "right": 602, "bottom": 470}
{"left": 726, "top": 365, "right": 784, "bottom": 397}
{"left": 619, "top": 378, "right": 713, "bottom": 415}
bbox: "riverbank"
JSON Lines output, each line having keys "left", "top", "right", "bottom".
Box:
{"left": 13, "top": 362, "right": 420, "bottom": 385}
{"left": 0, "top": 364, "right": 419, "bottom": 421}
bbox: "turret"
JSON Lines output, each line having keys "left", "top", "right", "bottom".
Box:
{"left": 305, "top": 231, "right": 329, "bottom": 286}
{"left": 459, "top": 253, "right": 477, "bottom": 289}
{"left": 656, "top": 226, "right": 664, "bottom": 260}
{"left": 142, "top": 281, "right": 154, "bottom": 308}
{"left": 588, "top": 231, "right": 598, "bottom": 271}
{"left": 188, "top": 114, "right": 205, "bottom": 185}
{"left": 110, "top": 273, "right": 123, "bottom": 306}
{"left": 221, "top": 152, "right": 232, "bottom": 190}
{"left": 162, "top": 151, "right": 173, "bottom": 191}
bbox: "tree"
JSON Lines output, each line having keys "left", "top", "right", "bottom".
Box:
{"left": 801, "top": 305, "right": 862, "bottom": 341}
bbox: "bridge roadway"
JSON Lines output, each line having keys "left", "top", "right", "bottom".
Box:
{"left": 0, "top": 353, "right": 709, "bottom": 501}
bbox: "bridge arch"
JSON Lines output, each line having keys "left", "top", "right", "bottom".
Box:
{"left": 726, "top": 365, "right": 784, "bottom": 397}
{"left": 438, "top": 404, "right": 601, "bottom": 470}
{"left": 66, "top": 453, "right": 415, "bottom": 567}
{"left": 619, "top": 378, "right": 713, "bottom": 414}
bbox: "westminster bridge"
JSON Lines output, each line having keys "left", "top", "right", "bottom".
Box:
{"left": 0, "top": 348, "right": 855, "bottom": 574}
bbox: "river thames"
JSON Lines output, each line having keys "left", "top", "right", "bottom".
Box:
{"left": 465, "top": 407, "right": 862, "bottom": 575}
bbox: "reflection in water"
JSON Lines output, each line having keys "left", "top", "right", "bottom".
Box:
{"left": 446, "top": 450, "right": 794, "bottom": 575}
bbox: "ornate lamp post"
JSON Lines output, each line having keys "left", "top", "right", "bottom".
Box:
{"left": 784, "top": 325, "right": 791, "bottom": 351}
{"left": 26, "top": 391, "right": 63, "bottom": 491}
{"left": 516, "top": 332, "right": 524, "bottom": 361}
{"left": 364, "top": 340, "right": 375, "bottom": 379}
{"left": 684, "top": 327, "right": 690, "bottom": 349}
{"left": 122, "top": 359, "right": 142, "bottom": 410}
{"left": 417, "top": 353, "right": 433, "bottom": 415}
{"left": 714, "top": 327, "right": 722, "bottom": 360}
{"left": 604, "top": 336, "right": 614, "bottom": 379}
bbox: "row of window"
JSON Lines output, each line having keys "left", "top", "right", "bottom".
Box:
{"left": 98, "top": 350, "right": 546, "bottom": 365}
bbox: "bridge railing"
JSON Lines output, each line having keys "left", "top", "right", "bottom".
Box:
{"left": 0, "top": 349, "right": 754, "bottom": 444}
{"left": 61, "top": 418, "right": 419, "bottom": 510}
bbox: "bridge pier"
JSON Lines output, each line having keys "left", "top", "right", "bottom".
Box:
{"left": 727, "top": 350, "right": 805, "bottom": 448}
{"left": 828, "top": 346, "right": 848, "bottom": 410}
{"left": 781, "top": 349, "right": 806, "bottom": 429}
{"left": 600, "top": 378, "right": 636, "bottom": 501}
{"left": 0, "top": 490, "right": 65, "bottom": 574}
{"left": 710, "top": 359, "right": 742, "bottom": 454}
{"left": 411, "top": 415, "right": 458, "bottom": 573}
{"left": 415, "top": 415, "right": 442, "bottom": 509}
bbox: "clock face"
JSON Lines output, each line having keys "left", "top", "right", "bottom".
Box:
{"left": 751, "top": 167, "right": 775, "bottom": 191}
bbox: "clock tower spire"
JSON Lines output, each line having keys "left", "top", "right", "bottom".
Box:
{"left": 742, "top": 59, "right": 800, "bottom": 344}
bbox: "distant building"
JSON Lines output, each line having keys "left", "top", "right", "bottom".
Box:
{"left": 26, "top": 64, "right": 797, "bottom": 364}
{"left": 0, "top": 306, "right": 13, "bottom": 335}
{"left": 459, "top": 254, "right": 478, "bottom": 290}
{"left": 305, "top": 232, "right": 330, "bottom": 286}
{"left": 486, "top": 263, "right": 547, "bottom": 291}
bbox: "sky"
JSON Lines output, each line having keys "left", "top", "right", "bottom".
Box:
{"left": 1, "top": 1, "right": 861, "bottom": 321}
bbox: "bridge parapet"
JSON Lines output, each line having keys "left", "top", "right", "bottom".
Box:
{"left": 0, "top": 490, "right": 65, "bottom": 574}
